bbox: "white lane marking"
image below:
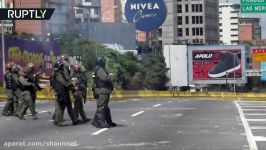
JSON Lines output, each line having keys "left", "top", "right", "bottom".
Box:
{"left": 246, "top": 119, "right": 266, "bottom": 122}
{"left": 153, "top": 104, "right": 161, "bottom": 108}
{"left": 91, "top": 128, "right": 108, "bottom": 135}
{"left": 234, "top": 101, "right": 258, "bottom": 150}
{"left": 250, "top": 126, "right": 266, "bottom": 130}
{"left": 131, "top": 111, "right": 145, "bottom": 117}
{"left": 25, "top": 110, "right": 50, "bottom": 116}
{"left": 242, "top": 106, "right": 266, "bottom": 108}
{"left": 131, "top": 99, "right": 142, "bottom": 101}
{"left": 242, "top": 109, "right": 266, "bottom": 111}
{"left": 245, "top": 113, "right": 266, "bottom": 116}
{"left": 254, "top": 136, "right": 266, "bottom": 142}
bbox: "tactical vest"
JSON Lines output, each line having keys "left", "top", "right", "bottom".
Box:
{"left": 11, "top": 74, "right": 19, "bottom": 90}
{"left": 95, "top": 67, "right": 109, "bottom": 88}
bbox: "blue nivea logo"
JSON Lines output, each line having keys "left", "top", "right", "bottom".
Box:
{"left": 125, "top": 0, "right": 167, "bottom": 32}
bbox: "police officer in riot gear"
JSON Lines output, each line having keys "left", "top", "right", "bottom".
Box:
{"left": 91, "top": 55, "right": 117, "bottom": 128}
{"left": 24, "top": 63, "right": 42, "bottom": 114}
{"left": 17, "top": 66, "right": 37, "bottom": 120}
{"left": 2, "top": 62, "right": 15, "bottom": 116}
{"left": 52, "top": 60, "right": 81, "bottom": 126}
{"left": 11, "top": 64, "right": 21, "bottom": 116}
{"left": 72, "top": 64, "right": 90, "bottom": 123}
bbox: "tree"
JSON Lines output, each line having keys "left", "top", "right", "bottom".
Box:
{"left": 142, "top": 54, "right": 169, "bottom": 90}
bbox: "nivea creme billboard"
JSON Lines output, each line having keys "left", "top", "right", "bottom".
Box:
{"left": 125, "top": 0, "right": 167, "bottom": 32}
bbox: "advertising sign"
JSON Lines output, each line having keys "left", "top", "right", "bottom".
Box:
{"left": 163, "top": 45, "right": 188, "bottom": 87}
{"left": 252, "top": 47, "right": 266, "bottom": 62}
{"left": 0, "top": 38, "right": 61, "bottom": 82}
{"left": 125, "top": 0, "right": 167, "bottom": 32}
{"left": 188, "top": 45, "right": 246, "bottom": 84}
{"left": 261, "top": 62, "right": 266, "bottom": 81}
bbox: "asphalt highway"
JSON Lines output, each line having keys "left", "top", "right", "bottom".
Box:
{"left": 1, "top": 98, "right": 266, "bottom": 150}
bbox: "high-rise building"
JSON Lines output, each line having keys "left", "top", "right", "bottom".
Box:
{"left": 14, "top": 0, "right": 75, "bottom": 38}
{"left": 239, "top": 17, "right": 261, "bottom": 42}
{"left": 0, "top": 0, "right": 13, "bottom": 34}
{"left": 100, "top": 0, "right": 122, "bottom": 23}
{"left": 219, "top": 3, "right": 240, "bottom": 45}
{"left": 160, "top": 0, "right": 219, "bottom": 46}
{"left": 74, "top": 0, "right": 101, "bottom": 24}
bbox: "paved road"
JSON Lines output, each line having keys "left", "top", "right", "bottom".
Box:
{"left": 0, "top": 98, "right": 266, "bottom": 150}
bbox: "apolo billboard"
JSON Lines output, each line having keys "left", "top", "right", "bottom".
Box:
{"left": 188, "top": 45, "right": 247, "bottom": 84}
{"left": 125, "top": 0, "right": 167, "bottom": 32}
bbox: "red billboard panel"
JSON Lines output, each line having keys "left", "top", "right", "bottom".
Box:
{"left": 192, "top": 50, "right": 242, "bottom": 80}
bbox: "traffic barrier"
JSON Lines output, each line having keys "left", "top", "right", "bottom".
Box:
{"left": 0, "top": 87, "right": 266, "bottom": 101}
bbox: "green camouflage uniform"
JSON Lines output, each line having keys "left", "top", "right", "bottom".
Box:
{"left": 2, "top": 70, "right": 14, "bottom": 116}
{"left": 17, "top": 75, "right": 37, "bottom": 120}
{"left": 92, "top": 65, "right": 116, "bottom": 128}
{"left": 72, "top": 72, "right": 90, "bottom": 122}
{"left": 53, "top": 69, "right": 79, "bottom": 126}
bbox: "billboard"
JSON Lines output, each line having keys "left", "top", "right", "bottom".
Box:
{"left": 0, "top": 38, "right": 61, "bottom": 82}
{"left": 261, "top": 62, "right": 266, "bottom": 81}
{"left": 252, "top": 47, "right": 266, "bottom": 62}
{"left": 125, "top": 0, "right": 167, "bottom": 32}
{"left": 163, "top": 45, "right": 188, "bottom": 87}
{"left": 188, "top": 45, "right": 247, "bottom": 84}
{"left": 79, "top": 23, "right": 136, "bottom": 50}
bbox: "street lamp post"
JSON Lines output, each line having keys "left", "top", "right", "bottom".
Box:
{"left": 1, "top": 0, "right": 5, "bottom": 87}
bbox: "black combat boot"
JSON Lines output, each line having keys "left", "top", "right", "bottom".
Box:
{"left": 106, "top": 107, "right": 117, "bottom": 127}
{"left": 92, "top": 109, "right": 110, "bottom": 128}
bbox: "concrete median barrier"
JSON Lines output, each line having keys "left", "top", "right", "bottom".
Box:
{"left": 0, "top": 87, "right": 266, "bottom": 101}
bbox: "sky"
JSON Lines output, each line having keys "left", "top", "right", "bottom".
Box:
{"left": 220, "top": 0, "right": 266, "bottom": 39}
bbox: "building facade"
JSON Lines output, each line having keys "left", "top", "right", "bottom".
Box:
{"left": 239, "top": 17, "right": 261, "bottom": 42}
{"left": 101, "top": 0, "right": 122, "bottom": 23}
{"left": 0, "top": 0, "right": 13, "bottom": 34}
{"left": 160, "top": 0, "right": 219, "bottom": 46}
{"left": 219, "top": 3, "right": 240, "bottom": 45}
{"left": 14, "top": 0, "right": 75, "bottom": 39}
{"left": 74, "top": 0, "right": 101, "bottom": 24}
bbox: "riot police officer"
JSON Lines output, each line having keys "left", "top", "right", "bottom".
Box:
{"left": 72, "top": 64, "right": 90, "bottom": 123}
{"left": 17, "top": 66, "right": 37, "bottom": 120}
{"left": 11, "top": 64, "right": 21, "bottom": 116}
{"left": 24, "top": 63, "right": 42, "bottom": 114}
{"left": 91, "top": 56, "right": 117, "bottom": 128}
{"left": 52, "top": 60, "right": 80, "bottom": 126}
{"left": 2, "top": 62, "right": 15, "bottom": 116}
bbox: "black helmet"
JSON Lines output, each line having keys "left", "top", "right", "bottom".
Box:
{"left": 53, "top": 60, "right": 64, "bottom": 70}
{"left": 11, "top": 64, "right": 20, "bottom": 73}
{"left": 24, "top": 63, "right": 35, "bottom": 74}
{"left": 5, "top": 62, "right": 14, "bottom": 71}
{"left": 96, "top": 55, "right": 106, "bottom": 68}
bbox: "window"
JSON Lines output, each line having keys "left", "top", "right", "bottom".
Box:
{"left": 76, "top": 9, "right": 83, "bottom": 14}
{"left": 186, "top": 28, "right": 189, "bottom": 36}
{"left": 192, "top": 4, "right": 195, "bottom": 12}
{"left": 185, "top": 4, "right": 189, "bottom": 12}
{"left": 200, "top": 28, "right": 203, "bottom": 35}
{"left": 185, "top": 16, "right": 189, "bottom": 24}
{"left": 177, "top": 16, "right": 182, "bottom": 25}
{"left": 192, "top": 4, "right": 203, "bottom": 12}
{"left": 177, "top": 5, "right": 182, "bottom": 13}
{"left": 199, "top": 4, "right": 202, "bottom": 12}
{"left": 192, "top": 28, "right": 196, "bottom": 36}
{"left": 192, "top": 16, "right": 195, "bottom": 24}
{"left": 178, "top": 28, "right": 183, "bottom": 36}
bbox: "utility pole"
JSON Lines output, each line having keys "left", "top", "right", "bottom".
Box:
{"left": 1, "top": 0, "right": 5, "bottom": 87}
